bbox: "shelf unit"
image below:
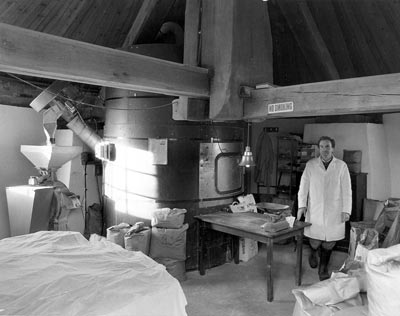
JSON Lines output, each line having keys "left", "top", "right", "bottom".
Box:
{"left": 276, "top": 136, "right": 298, "bottom": 199}
{"left": 297, "top": 143, "right": 319, "bottom": 172}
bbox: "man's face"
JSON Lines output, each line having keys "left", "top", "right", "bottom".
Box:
{"left": 319, "top": 140, "right": 334, "bottom": 161}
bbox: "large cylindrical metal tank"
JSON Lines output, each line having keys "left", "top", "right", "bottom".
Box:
{"left": 103, "top": 43, "right": 244, "bottom": 269}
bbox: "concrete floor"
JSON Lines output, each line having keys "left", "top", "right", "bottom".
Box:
{"left": 181, "top": 242, "right": 348, "bottom": 316}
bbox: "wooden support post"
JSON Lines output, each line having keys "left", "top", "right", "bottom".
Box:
{"left": 173, "top": 0, "right": 210, "bottom": 121}
{"left": 266, "top": 238, "right": 274, "bottom": 302}
{"left": 201, "top": 0, "right": 273, "bottom": 120}
{"left": 296, "top": 233, "right": 303, "bottom": 286}
{"left": 176, "top": 0, "right": 273, "bottom": 121}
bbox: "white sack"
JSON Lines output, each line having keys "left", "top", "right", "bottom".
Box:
{"left": 124, "top": 228, "right": 151, "bottom": 255}
{"left": 292, "top": 295, "right": 363, "bottom": 316}
{"left": 366, "top": 244, "right": 400, "bottom": 316}
{"left": 292, "top": 273, "right": 362, "bottom": 316}
{"left": 332, "top": 305, "right": 368, "bottom": 316}
{"left": 106, "top": 222, "right": 131, "bottom": 247}
{"left": 333, "top": 269, "right": 367, "bottom": 293}
{"left": 297, "top": 273, "right": 360, "bottom": 305}
{"left": 151, "top": 208, "right": 186, "bottom": 228}
{"left": 155, "top": 257, "right": 187, "bottom": 282}
{"left": 149, "top": 223, "right": 189, "bottom": 260}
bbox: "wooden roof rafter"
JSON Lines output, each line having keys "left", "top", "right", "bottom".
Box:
{"left": 277, "top": 0, "right": 339, "bottom": 81}
{"left": 122, "top": 0, "right": 160, "bottom": 48}
{"left": 122, "top": 0, "right": 179, "bottom": 48}
{"left": 307, "top": 0, "right": 355, "bottom": 78}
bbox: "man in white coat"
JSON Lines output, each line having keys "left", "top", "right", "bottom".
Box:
{"left": 297, "top": 136, "right": 352, "bottom": 281}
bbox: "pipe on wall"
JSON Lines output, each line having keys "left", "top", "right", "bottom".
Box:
{"left": 29, "top": 81, "right": 103, "bottom": 152}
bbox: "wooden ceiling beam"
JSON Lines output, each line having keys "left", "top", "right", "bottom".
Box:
{"left": 0, "top": 23, "right": 209, "bottom": 98}
{"left": 243, "top": 73, "right": 400, "bottom": 120}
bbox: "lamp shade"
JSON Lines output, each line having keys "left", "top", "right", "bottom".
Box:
{"left": 239, "top": 146, "right": 255, "bottom": 167}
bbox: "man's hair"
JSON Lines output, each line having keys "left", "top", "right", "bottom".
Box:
{"left": 318, "top": 136, "right": 335, "bottom": 148}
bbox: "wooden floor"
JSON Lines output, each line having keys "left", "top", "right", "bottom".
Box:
{"left": 181, "top": 242, "right": 348, "bottom": 316}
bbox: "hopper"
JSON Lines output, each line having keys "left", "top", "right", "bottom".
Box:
{"left": 21, "top": 145, "right": 82, "bottom": 170}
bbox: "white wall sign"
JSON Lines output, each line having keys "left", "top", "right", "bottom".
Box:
{"left": 267, "top": 101, "right": 294, "bottom": 114}
{"left": 148, "top": 138, "right": 168, "bottom": 165}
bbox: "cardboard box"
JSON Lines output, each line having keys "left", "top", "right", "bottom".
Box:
{"left": 239, "top": 237, "right": 258, "bottom": 262}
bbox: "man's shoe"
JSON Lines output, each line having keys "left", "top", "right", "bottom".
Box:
{"left": 308, "top": 248, "right": 318, "bottom": 269}
{"left": 318, "top": 248, "right": 332, "bottom": 281}
{"left": 319, "top": 271, "right": 330, "bottom": 281}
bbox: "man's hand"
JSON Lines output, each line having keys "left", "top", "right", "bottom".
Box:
{"left": 341, "top": 212, "right": 350, "bottom": 222}
{"left": 297, "top": 207, "right": 307, "bottom": 221}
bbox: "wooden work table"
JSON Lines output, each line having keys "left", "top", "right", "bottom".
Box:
{"left": 195, "top": 212, "right": 311, "bottom": 302}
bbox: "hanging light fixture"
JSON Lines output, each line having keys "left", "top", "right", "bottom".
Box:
{"left": 239, "top": 122, "right": 255, "bottom": 168}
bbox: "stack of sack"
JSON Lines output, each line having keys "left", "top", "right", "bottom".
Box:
{"left": 149, "top": 208, "right": 188, "bottom": 282}
{"left": 106, "top": 222, "right": 151, "bottom": 255}
{"left": 124, "top": 222, "right": 151, "bottom": 254}
{"left": 105, "top": 208, "right": 188, "bottom": 282}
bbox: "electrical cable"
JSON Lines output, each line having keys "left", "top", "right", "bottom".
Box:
{"left": 96, "top": 173, "right": 102, "bottom": 207}
{"left": 83, "top": 162, "right": 89, "bottom": 237}
{"left": 104, "top": 102, "right": 173, "bottom": 111}
{"left": 210, "top": 121, "right": 225, "bottom": 153}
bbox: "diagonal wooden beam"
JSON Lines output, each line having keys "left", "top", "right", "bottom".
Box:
{"left": 333, "top": 1, "right": 382, "bottom": 76}
{"left": 122, "top": 0, "right": 159, "bottom": 48}
{"left": 0, "top": 23, "right": 209, "bottom": 98}
{"left": 308, "top": 0, "right": 355, "bottom": 78}
{"left": 277, "top": 0, "right": 339, "bottom": 81}
{"left": 243, "top": 73, "right": 400, "bottom": 120}
{"left": 122, "top": 0, "right": 177, "bottom": 48}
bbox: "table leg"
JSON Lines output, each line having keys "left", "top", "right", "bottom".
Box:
{"left": 266, "top": 238, "right": 273, "bottom": 302}
{"left": 197, "top": 220, "right": 207, "bottom": 275}
{"left": 295, "top": 232, "right": 304, "bottom": 286}
{"left": 232, "top": 236, "right": 239, "bottom": 264}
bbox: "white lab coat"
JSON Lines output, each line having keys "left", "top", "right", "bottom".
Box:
{"left": 298, "top": 156, "right": 352, "bottom": 241}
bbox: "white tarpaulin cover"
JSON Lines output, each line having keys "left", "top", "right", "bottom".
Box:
{"left": 0, "top": 231, "right": 188, "bottom": 316}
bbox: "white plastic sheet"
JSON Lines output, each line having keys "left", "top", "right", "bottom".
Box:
{"left": 0, "top": 231, "right": 187, "bottom": 316}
